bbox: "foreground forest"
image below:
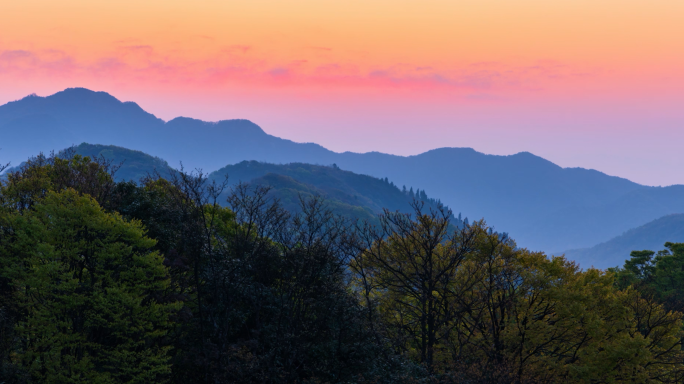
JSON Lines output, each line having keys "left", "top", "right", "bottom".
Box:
{"left": 1, "top": 153, "right": 684, "bottom": 384}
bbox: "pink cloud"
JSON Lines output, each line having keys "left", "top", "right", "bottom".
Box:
{"left": 0, "top": 50, "right": 35, "bottom": 61}
{"left": 93, "top": 58, "right": 127, "bottom": 74}
{"left": 121, "top": 45, "right": 154, "bottom": 54}
{"left": 0, "top": 45, "right": 627, "bottom": 105}
{"left": 0, "top": 49, "right": 78, "bottom": 77}
{"left": 224, "top": 45, "right": 251, "bottom": 54}
{"left": 268, "top": 67, "right": 290, "bottom": 77}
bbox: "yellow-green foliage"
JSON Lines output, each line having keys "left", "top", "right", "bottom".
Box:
{"left": 353, "top": 214, "right": 684, "bottom": 383}
{"left": 0, "top": 189, "right": 180, "bottom": 383}
{"left": 1, "top": 154, "right": 116, "bottom": 212}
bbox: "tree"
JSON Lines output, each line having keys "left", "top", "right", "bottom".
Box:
{"left": 1, "top": 150, "right": 119, "bottom": 213}
{"left": 447, "top": 239, "right": 684, "bottom": 383}
{"left": 128, "top": 168, "right": 411, "bottom": 383}
{"left": 351, "top": 201, "right": 478, "bottom": 372}
{"left": 352, "top": 207, "right": 684, "bottom": 383}
{"left": 184, "top": 182, "right": 409, "bottom": 383}
{"left": 613, "top": 243, "right": 684, "bottom": 313}
{"left": 0, "top": 189, "right": 179, "bottom": 383}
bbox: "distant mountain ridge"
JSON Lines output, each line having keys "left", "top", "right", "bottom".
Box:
{"left": 561, "top": 214, "right": 684, "bottom": 270}
{"left": 208, "top": 161, "right": 462, "bottom": 226}
{"left": 2, "top": 88, "right": 684, "bottom": 253}
{"left": 4, "top": 142, "right": 464, "bottom": 230}
{"left": 2, "top": 143, "right": 174, "bottom": 182}
{"left": 71, "top": 143, "right": 173, "bottom": 181}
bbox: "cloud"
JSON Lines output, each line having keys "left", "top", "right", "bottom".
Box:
{"left": 120, "top": 45, "right": 154, "bottom": 57}
{"left": 94, "top": 58, "right": 127, "bottom": 73}
{"left": 125, "top": 45, "right": 153, "bottom": 51}
{"left": 114, "top": 38, "right": 141, "bottom": 44}
{"left": 0, "top": 50, "right": 35, "bottom": 61}
{"left": 225, "top": 45, "right": 251, "bottom": 54}
{"left": 368, "top": 70, "right": 389, "bottom": 78}
{"left": 352, "top": 66, "right": 503, "bottom": 91}
{"left": 465, "top": 93, "right": 502, "bottom": 101}
{"left": 470, "top": 61, "right": 499, "bottom": 68}
{"left": 268, "top": 67, "right": 290, "bottom": 77}
{"left": 0, "top": 49, "right": 78, "bottom": 76}
{"left": 290, "top": 60, "right": 308, "bottom": 67}
{"left": 0, "top": 45, "right": 602, "bottom": 100}
{"left": 315, "top": 63, "right": 342, "bottom": 75}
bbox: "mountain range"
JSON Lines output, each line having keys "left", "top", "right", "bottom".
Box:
{"left": 3, "top": 143, "right": 464, "bottom": 230}
{"left": 208, "top": 160, "right": 462, "bottom": 227}
{"left": 2, "top": 88, "right": 684, "bottom": 256}
{"left": 562, "top": 214, "right": 684, "bottom": 269}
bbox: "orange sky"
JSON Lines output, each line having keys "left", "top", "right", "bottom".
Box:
{"left": 1, "top": 0, "right": 683, "bottom": 185}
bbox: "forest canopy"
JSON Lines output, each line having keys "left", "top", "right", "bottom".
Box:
{"left": 0, "top": 153, "right": 683, "bottom": 384}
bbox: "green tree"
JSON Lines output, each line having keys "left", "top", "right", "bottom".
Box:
{"left": 1, "top": 151, "right": 118, "bottom": 213}
{"left": 613, "top": 242, "right": 684, "bottom": 313}
{"left": 0, "top": 189, "right": 179, "bottom": 383}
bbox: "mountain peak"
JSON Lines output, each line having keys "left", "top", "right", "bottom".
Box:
{"left": 48, "top": 87, "right": 123, "bottom": 105}
{"left": 216, "top": 119, "right": 266, "bottom": 134}
{"left": 165, "top": 117, "right": 266, "bottom": 135}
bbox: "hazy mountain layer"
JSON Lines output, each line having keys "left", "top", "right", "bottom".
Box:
{"left": 561, "top": 214, "right": 684, "bottom": 269}
{"left": 5, "top": 143, "right": 463, "bottom": 229}
{"left": 209, "top": 161, "right": 461, "bottom": 226}
{"left": 2, "top": 143, "right": 173, "bottom": 182}
{"left": 72, "top": 143, "right": 173, "bottom": 181}
{"left": 2, "top": 88, "right": 684, "bottom": 253}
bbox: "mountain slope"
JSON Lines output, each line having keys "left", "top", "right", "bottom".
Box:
{"left": 70, "top": 143, "right": 173, "bottom": 181}
{"left": 2, "top": 143, "right": 174, "bottom": 182}
{"left": 5, "top": 142, "right": 463, "bottom": 229}
{"left": 0, "top": 89, "right": 332, "bottom": 173}
{"left": 561, "top": 214, "right": 684, "bottom": 269}
{"left": 210, "top": 161, "right": 462, "bottom": 226}
{"left": 3, "top": 88, "right": 684, "bottom": 254}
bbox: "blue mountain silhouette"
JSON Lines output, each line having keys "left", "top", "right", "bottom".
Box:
{"left": 2, "top": 88, "right": 683, "bottom": 255}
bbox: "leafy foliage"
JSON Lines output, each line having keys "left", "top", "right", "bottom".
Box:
{"left": 0, "top": 189, "right": 179, "bottom": 383}
{"left": 612, "top": 242, "right": 684, "bottom": 314}
{"left": 352, "top": 205, "right": 684, "bottom": 383}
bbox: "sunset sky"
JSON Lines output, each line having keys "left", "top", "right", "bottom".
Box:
{"left": 1, "top": 0, "right": 682, "bottom": 186}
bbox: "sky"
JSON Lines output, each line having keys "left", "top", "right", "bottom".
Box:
{"left": 1, "top": 0, "right": 683, "bottom": 186}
